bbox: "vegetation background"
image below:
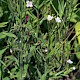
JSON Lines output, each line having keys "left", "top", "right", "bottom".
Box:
{"left": 0, "top": 0, "right": 80, "bottom": 80}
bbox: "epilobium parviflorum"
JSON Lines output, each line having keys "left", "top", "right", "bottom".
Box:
{"left": 47, "top": 15, "right": 53, "bottom": 21}
{"left": 1, "top": 0, "right": 80, "bottom": 80}
{"left": 26, "top": 1, "right": 33, "bottom": 7}
{"left": 55, "top": 17, "right": 61, "bottom": 23}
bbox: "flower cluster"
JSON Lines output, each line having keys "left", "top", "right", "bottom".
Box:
{"left": 26, "top": 2, "right": 61, "bottom": 23}
{"left": 47, "top": 15, "right": 61, "bottom": 23}
{"left": 66, "top": 59, "right": 76, "bottom": 70}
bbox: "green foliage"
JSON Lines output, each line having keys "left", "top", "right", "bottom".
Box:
{"left": 0, "top": 0, "right": 80, "bottom": 80}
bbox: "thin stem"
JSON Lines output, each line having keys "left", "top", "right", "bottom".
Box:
{"left": 44, "top": 61, "right": 47, "bottom": 80}
{"left": 36, "top": 9, "right": 39, "bottom": 41}
{"left": 47, "top": 21, "right": 51, "bottom": 52}
{"left": 19, "top": 0, "right": 23, "bottom": 80}
{"left": 1, "top": 61, "right": 2, "bottom": 80}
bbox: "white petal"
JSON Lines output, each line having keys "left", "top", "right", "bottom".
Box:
{"left": 26, "top": 1, "right": 29, "bottom": 3}
{"left": 26, "top": 1, "right": 33, "bottom": 7}
{"left": 20, "top": 40, "right": 21, "bottom": 43}
{"left": 67, "top": 59, "right": 73, "bottom": 64}
{"left": 29, "top": 4, "right": 33, "bottom": 7}
{"left": 10, "top": 49, "right": 12, "bottom": 53}
{"left": 44, "top": 48, "right": 48, "bottom": 52}
{"left": 29, "top": 1, "right": 33, "bottom": 7}
{"left": 47, "top": 15, "right": 53, "bottom": 21}
{"left": 55, "top": 17, "right": 61, "bottom": 23}
{"left": 26, "top": 4, "right": 30, "bottom": 7}
{"left": 72, "top": 67, "right": 76, "bottom": 70}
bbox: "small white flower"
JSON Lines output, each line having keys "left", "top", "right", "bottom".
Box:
{"left": 44, "top": 48, "right": 48, "bottom": 52}
{"left": 47, "top": 15, "right": 53, "bottom": 21}
{"left": 55, "top": 17, "right": 61, "bottom": 23}
{"left": 20, "top": 40, "right": 21, "bottom": 43}
{"left": 10, "top": 49, "right": 12, "bottom": 53}
{"left": 26, "top": 1, "right": 33, "bottom": 7}
{"left": 72, "top": 67, "right": 76, "bottom": 70}
{"left": 67, "top": 59, "right": 73, "bottom": 64}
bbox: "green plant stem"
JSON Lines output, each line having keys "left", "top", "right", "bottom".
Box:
{"left": 58, "top": 23, "right": 64, "bottom": 66}
{"left": 19, "top": 0, "right": 23, "bottom": 80}
{"left": 19, "top": 25, "right": 23, "bottom": 79}
{"left": 20, "top": 52, "right": 23, "bottom": 80}
{"left": 47, "top": 22, "right": 50, "bottom": 50}
{"left": 44, "top": 61, "right": 47, "bottom": 80}
{"left": 36, "top": 9, "right": 39, "bottom": 41}
{"left": 0, "top": 61, "right": 2, "bottom": 80}
{"left": 58, "top": 23, "right": 60, "bottom": 42}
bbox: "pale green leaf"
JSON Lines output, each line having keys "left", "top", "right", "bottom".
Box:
{"left": 3, "top": 77, "right": 10, "bottom": 80}
{"left": 0, "top": 22, "right": 8, "bottom": 28}
{"left": 3, "top": 32, "right": 17, "bottom": 38}
{"left": 0, "top": 60, "right": 6, "bottom": 66}
{"left": 0, "top": 48, "right": 7, "bottom": 57}
{"left": 75, "top": 22, "right": 80, "bottom": 44}
{"left": 5, "top": 55, "right": 19, "bottom": 66}
{"left": 76, "top": 52, "right": 80, "bottom": 60}
{"left": 0, "top": 32, "right": 6, "bottom": 39}
{"left": 0, "top": 32, "right": 17, "bottom": 39}
{"left": 46, "top": 49, "right": 55, "bottom": 59}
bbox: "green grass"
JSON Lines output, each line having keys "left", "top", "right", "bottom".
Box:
{"left": 0, "top": 0, "right": 80, "bottom": 80}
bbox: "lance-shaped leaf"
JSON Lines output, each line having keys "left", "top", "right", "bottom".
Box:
{"left": 75, "top": 22, "right": 80, "bottom": 44}
{"left": 0, "top": 32, "right": 17, "bottom": 39}
{"left": 0, "top": 48, "right": 7, "bottom": 58}
{"left": 5, "top": 55, "right": 19, "bottom": 66}
{"left": 0, "top": 32, "right": 6, "bottom": 39}
{"left": 76, "top": 52, "right": 80, "bottom": 60}
{"left": 0, "top": 22, "right": 8, "bottom": 28}
{"left": 2, "top": 32, "right": 17, "bottom": 38}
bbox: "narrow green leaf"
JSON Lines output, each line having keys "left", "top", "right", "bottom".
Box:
{"left": 27, "top": 11, "right": 37, "bottom": 19}
{"left": 0, "top": 48, "right": 7, "bottom": 57}
{"left": 55, "top": 70, "right": 64, "bottom": 76}
{"left": 3, "top": 32, "right": 17, "bottom": 38}
{"left": 0, "top": 22, "right": 8, "bottom": 28}
{"left": 0, "top": 32, "right": 6, "bottom": 39}
{"left": 46, "top": 49, "right": 55, "bottom": 59}
{"left": 50, "top": 1, "right": 58, "bottom": 15}
{"left": 0, "top": 60, "right": 6, "bottom": 66}
{"left": 75, "top": 22, "right": 80, "bottom": 44}
{"left": 76, "top": 52, "right": 80, "bottom": 60}
{"left": 5, "top": 55, "right": 19, "bottom": 66}
{"left": 0, "top": 32, "right": 17, "bottom": 39}
{"left": 17, "top": 3, "right": 20, "bottom": 14}
{"left": 36, "top": 68, "right": 42, "bottom": 78}
{"left": 69, "top": 13, "right": 78, "bottom": 23}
